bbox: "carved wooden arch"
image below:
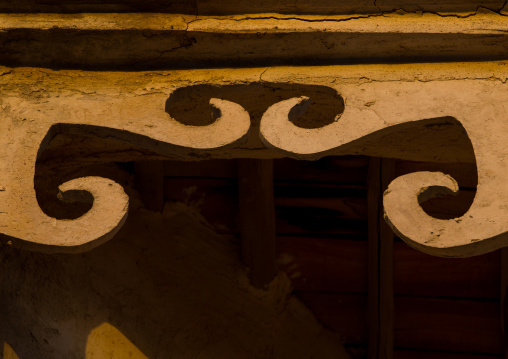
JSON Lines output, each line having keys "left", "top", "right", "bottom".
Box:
{"left": 0, "top": 64, "right": 505, "bottom": 257}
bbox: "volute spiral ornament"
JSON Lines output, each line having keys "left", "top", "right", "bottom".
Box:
{"left": 259, "top": 79, "right": 508, "bottom": 257}
{"left": 3, "top": 65, "right": 508, "bottom": 257}
{"left": 0, "top": 96, "right": 250, "bottom": 253}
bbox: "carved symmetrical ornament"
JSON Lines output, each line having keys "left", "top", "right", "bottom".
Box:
{"left": 1, "top": 63, "right": 507, "bottom": 257}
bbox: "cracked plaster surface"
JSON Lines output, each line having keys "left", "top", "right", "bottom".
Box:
{"left": 1, "top": 63, "right": 508, "bottom": 257}
{"left": 2, "top": 10, "right": 508, "bottom": 30}
{"left": 2, "top": 11, "right": 508, "bottom": 71}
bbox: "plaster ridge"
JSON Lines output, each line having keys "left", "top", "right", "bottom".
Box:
{"left": 185, "top": 8, "right": 508, "bottom": 25}
{"left": 2, "top": 10, "right": 508, "bottom": 32}
{"left": 259, "top": 67, "right": 270, "bottom": 83}
{"left": 356, "top": 76, "right": 508, "bottom": 84}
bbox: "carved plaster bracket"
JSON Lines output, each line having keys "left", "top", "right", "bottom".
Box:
{"left": 1, "top": 63, "right": 507, "bottom": 256}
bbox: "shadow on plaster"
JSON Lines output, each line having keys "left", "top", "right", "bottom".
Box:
{"left": 165, "top": 82, "right": 345, "bottom": 129}
{"left": 0, "top": 202, "right": 349, "bottom": 359}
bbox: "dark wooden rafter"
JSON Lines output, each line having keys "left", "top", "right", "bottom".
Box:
{"left": 502, "top": 248, "right": 508, "bottom": 358}
{"left": 3, "top": 14, "right": 508, "bottom": 71}
{"left": 368, "top": 157, "right": 382, "bottom": 359}
{"left": 135, "top": 160, "right": 164, "bottom": 212}
{"left": 238, "top": 159, "right": 277, "bottom": 288}
{"left": 380, "top": 158, "right": 396, "bottom": 358}
{"left": 368, "top": 157, "right": 396, "bottom": 359}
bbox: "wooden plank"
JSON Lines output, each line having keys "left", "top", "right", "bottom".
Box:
{"left": 274, "top": 182, "right": 367, "bottom": 200}
{"left": 297, "top": 292, "right": 368, "bottom": 346}
{"left": 164, "top": 159, "right": 237, "bottom": 179}
{"left": 274, "top": 156, "right": 369, "bottom": 185}
{"left": 344, "top": 346, "right": 368, "bottom": 359}
{"left": 394, "top": 296, "right": 503, "bottom": 355}
{"left": 238, "top": 159, "right": 276, "bottom": 288}
{"left": 367, "top": 157, "right": 395, "bottom": 359}
{"left": 164, "top": 178, "right": 238, "bottom": 233}
{"left": 134, "top": 160, "right": 164, "bottom": 212}
{"left": 367, "top": 157, "right": 382, "bottom": 359}
{"left": 296, "top": 293, "right": 503, "bottom": 355}
{"left": 275, "top": 182, "right": 367, "bottom": 223}
{"left": 275, "top": 182, "right": 368, "bottom": 236}
{"left": 380, "top": 158, "right": 396, "bottom": 359}
{"left": 275, "top": 196, "right": 367, "bottom": 220}
{"left": 277, "top": 236, "right": 368, "bottom": 293}
{"left": 502, "top": 248, "right": 508, "bottom": 358}
{"left": 395, "top": 350, "right": 501, "bottom": 359}
{"left": 395, "top": 241, "right": 500, "bottom": 299}
{"left": 396, "top": 161, "right": 477, "bottom": 189}
{"left": 164, "top": 178, "right": 369, "bottom": 235}
{"left": 276, "top": 209, "right": 368, "bottom": 235}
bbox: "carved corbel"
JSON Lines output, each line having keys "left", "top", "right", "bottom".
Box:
{"left": 2, "top": 64, "right": 508, "bottom": 257}
{"left": 260, "top": 79, "right": 508, "bottom": 257}
{"left": 0, "top": 96, "right": 250, "bottom": 252}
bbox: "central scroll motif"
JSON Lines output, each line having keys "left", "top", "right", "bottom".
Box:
{"left": 1, "top": 64, "right": 506, "bottom": 257}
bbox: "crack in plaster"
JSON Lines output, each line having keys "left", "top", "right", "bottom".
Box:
{"left": 356, "top": 76, "right": 508, "bottom": 84}
{"left": 259, "top": 67, "right": 270, "bottom": 83}
{"left": 502, "top": 0, "right": 508, "bottom": 12}
{"left": 188, "top": 14, "right": 381, "bottom": 23}
{"left": 186, "top": 7, "right": 508, "bottom": 26}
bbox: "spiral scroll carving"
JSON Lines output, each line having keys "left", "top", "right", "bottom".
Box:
{"left": 4, "top": 70, "right": 508, "bottom": 257}
{"left": 0, "top": 97, "right": 251, "bottom": 253}
{"left": 259, "top": 86, "right": 508, "bottom": 257}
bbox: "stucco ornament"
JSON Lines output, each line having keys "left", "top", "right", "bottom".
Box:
{"left": 260, "top": 79, "right": 508, "bottom": 257}
{"left": 1, "top": 64, "right": 508, "bottom": 256}
{"left": 0, "top": 95, "right": 250, "bottom": 252}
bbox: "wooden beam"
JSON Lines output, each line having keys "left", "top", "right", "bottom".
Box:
{"left": 238, "top": 159, "right": 277, "bottom": 289}
{"left": 501, "top": 247, "right": 508, "bottom": 358}
{"left": 380, "top": 158, "right": 396, "bottom": 359}
{"left": 395, "top": 296, "right": 502, "bottom": 354}
{"left": 134, "top": 160, "right": 164, "bottom": 212}
{"left": 368, "top": 157, "right": 382, "bottom": 359}
{"left": 368, "top": 157, "right": 395, "bottom": 359}
{"left": 394, "top": 241, "right": 500, "bottom": 299}
{"left": 277, "top": 236, "right": 368, "bottom": 293}
{"left": 4, "top": 14, "right": 508, "bottom": 71}
{"left": 298, "top": 292, "right": 368, "bottom": 345}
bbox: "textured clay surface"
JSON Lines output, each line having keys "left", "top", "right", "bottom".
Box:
{"left": 0, "top": 201, "right": 349, "bottom": 359}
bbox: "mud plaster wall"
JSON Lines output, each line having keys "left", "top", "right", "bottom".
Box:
{"left": 0, "top": 190, "right": 349, "bottom": 359}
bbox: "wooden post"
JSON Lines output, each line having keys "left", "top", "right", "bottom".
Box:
{"left": 379, "top": 158, "right": 395, "bottom": 359}
{"left": 501, "top": 248, "right": 508, "bottom": 358}
{"left": 134, "top": 160, "right": 164, "bottom": 212}
{"left": 368, "top": 157, "right": 395, "bottom": 359}
{"left": 368, "top": 157, "right": 382, "bottom": 359}
{"left": 238, "top": 159, "right": 277, "bottom": 289}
